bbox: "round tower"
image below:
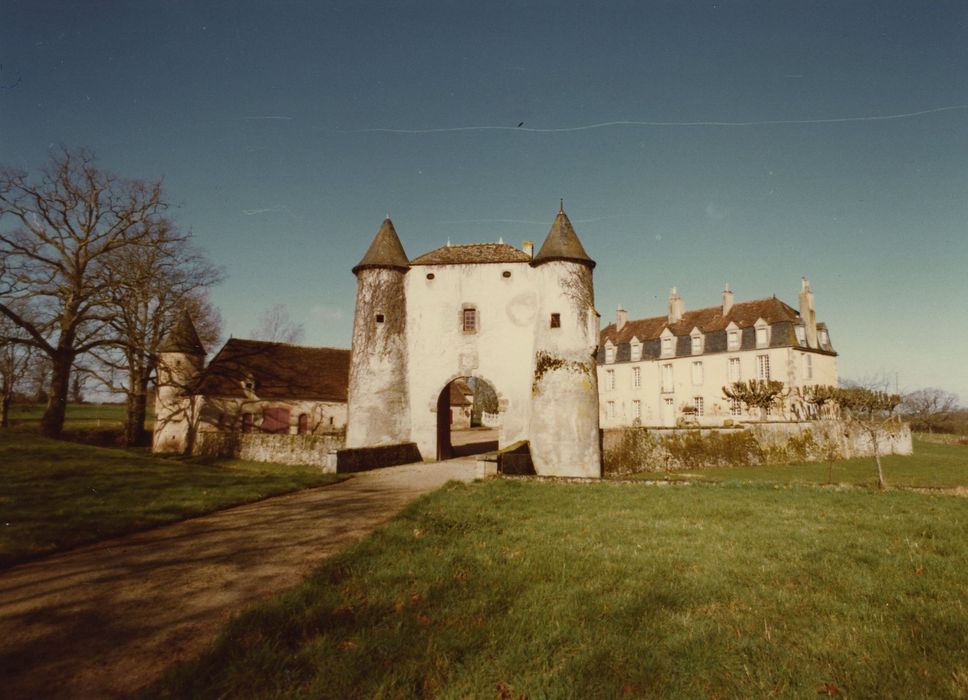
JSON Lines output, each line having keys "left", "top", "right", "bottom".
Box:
{"left": 345, "top": 218, "right": 412, "bottom": 448}
{"left": 528, "top": 203, "right": 602, "bottom": 477}
{"left": 152, "top": 310, "right": 206, "bottom": 454}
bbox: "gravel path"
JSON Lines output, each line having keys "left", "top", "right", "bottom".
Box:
{"left": 0, "top": 459, "right": 477, "bottom": 699}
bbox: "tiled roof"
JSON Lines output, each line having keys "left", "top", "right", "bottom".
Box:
{"left": 194, "top": 339, "right": 350, "bottom": 402}
{"left": 353, "top": 218, "right": 410, "bottom": 274}
{"left": 159, "top": 311, "right": 206, "bottom": 355}
{"left": 410, "top": 242, "right": 532, "bottom": 266}
{"left": 601, "top": 298, "right": 801, "bottom": 344}
{"left": 449, "top": 378, "right": 474, "bottom": 406}
{"left": 532, "top": 207, "right": 595, "bottom": 268}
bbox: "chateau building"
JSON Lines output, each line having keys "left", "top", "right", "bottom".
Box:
{"left": 597, "top": 279, "right": 837, "bottom": 428}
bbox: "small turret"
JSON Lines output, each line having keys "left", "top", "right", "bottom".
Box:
{"left": 153, "top": 310, "right": 205, "bottom": 454}
{"left": 531, "top": 200, "right": 596, "bottom": 269}
{"left": 345, "top": 218, "right": 412, "bottom": 448}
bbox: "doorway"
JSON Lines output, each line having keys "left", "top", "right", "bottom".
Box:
{"left": 436, "top": 377, "right": 500, "bottom": 460}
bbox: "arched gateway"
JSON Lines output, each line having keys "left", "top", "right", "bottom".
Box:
{"left": 345, "top": 204, "right": 603, "bottom": 478}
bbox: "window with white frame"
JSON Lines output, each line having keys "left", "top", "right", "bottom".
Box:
{"left": 757, "top": 354, "right": 770, "bottom": 380}
{"left": 661, "top": 363, "right": 673, "bottom": 392}
{"left": 727, "top": 329, "right": 740, "bottom": 351}
{"left": 728, "top": 357, "right": 741, "bottom": 382}
{"left": 755, "top": 324, "right": 769, "bottom": 348}
{"left": 802, "top": 353, "right": 813, "bottom": 380}
{"left": 730, "top": 398, "right": 743, "bottom": 416}
{"left": 661, "top": 336, "right": 674, "bottom": 357}
{"left": 604, "top": 343, "right": 616, "bottom": 364}
{"left": 818, "top": 329, "right": 829, "bottom": 346}
{"left": 693, "top": 396, "right": 704, "bottom": 416}
{"left": 690, "top": 332, "right": 703, "bottom": 355}
{"left": 795, "top": 325, "right": 806, "bottom": 345}
{"left": 605, "top": 369, "right": 615, "bottom": 391}
{"left": 691, "top": 361, "right": 703, "bottom": 385}
{"left": 630, "top": 340, "right": 642, "bottom": 362}
{"left": 632, "top": 400, "right": 641, "bottom": 421}
{"left": 632, "top": 366, "right": 641, "bottom": 389}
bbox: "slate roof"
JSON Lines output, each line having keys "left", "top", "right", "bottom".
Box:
{"left": 193, "top": 339, "right": 350, "bottom": 401}
{"left": 532, "top": 206, "right": 595, "bottom": 268}
{"left": 353, "top": 218, "right": 410, "bottom": 274}
{"left": 601, "top": 297, "right": 802, "bottom": 345}
{"left": 159, "top": 311, "right": 205, "bottom": 355}
{"left": 410, "top": 242, "right": 532, "bottom": 266}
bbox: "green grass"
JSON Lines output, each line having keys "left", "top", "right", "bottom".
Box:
{"left": 152, "top": 479, "right": 968, "bottom": 699}
{"left": 0, "top": 431, "right": 343, "bottom": 568}
{"left": 6, "top": 401, "right": 143, "bottom": 429}
{"left": 631, "top": 438, "right": 968, "bottom": 489}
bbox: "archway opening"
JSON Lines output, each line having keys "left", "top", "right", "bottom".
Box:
{"left": 435, "top": 376, "right": 500, "bottom": 460}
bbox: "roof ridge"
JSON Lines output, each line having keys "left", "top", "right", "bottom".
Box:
{"left": 227, "top": 337, "right": 350, "bottom": 352}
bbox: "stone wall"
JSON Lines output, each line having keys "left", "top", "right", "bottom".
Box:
{"left": 195, "top": 430, "right": 345, "bottom": 470}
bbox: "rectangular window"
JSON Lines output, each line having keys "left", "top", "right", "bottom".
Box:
{"left": 241, "top": 412, "right": 253, "bottom": 433}
{"left": 632, "top": 400, "right": 641, "bottom": 421}
{"left": 605, "top": 345, "right": 616, "bottom": 364}
{"left": 756, "top": 326, "right": 768, "bottom": 348}
{"left": 261, "top": 407, "right": 291, "bottom": 435}
{"left": 730, "top": 399, "right": 742, "bottom": 416}
{"left": 691, "top": 361, "right": 703, "bottom": 386}
{"left": 632, "top": 366, "right": 641, "bottom": 389}
{"left": 375, "top": 313, "right": 385, "bottom": 324}
{"left": 693, "top": 396, "right": 704, "bottom": 417}
{"left": 757, "top": 354, "right": 770, "bottom": 380}
{"left": 795, "top": 325, "right": 806, "bottom": 345}
{"left": 727, "top": 330, "right": 740, "bottom": 351}
{"left": 607, "top": 401, "right": 615, "bottom": 420}
{"left": 462, "top": 308, "right": 477, "bottom": 332}
{"left": 803, "top": 354, "right": 813, "bottom": 380}
{"left": 550, "top": 313, "right": 561, "bottom": 328}
{"left": 661, "top": 363, "right": 673, "bottom": 393}
{"left": 819, "top": 329, "right": 829, "bottom": 346}
{"left": 728, "top": 357, "right": 741, "bottom": 382}
{"left": 630, "top": 342, "right": 642, "bottom": 362}
{"left": 661, "top": 336, "right": 673, "bottom": 357}
{"left": 605, "top": 369, "right": 615, "bottom": 391}
{"left": 691, "top": 335, "right": 702, "bottom": 355}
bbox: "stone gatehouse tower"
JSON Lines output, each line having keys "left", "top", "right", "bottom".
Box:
{"left": 346, "top": 204, "right": 602, "bottom": 478}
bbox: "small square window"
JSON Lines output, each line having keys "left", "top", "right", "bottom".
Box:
{"left": 462, "top": 308, "right": 477, "bottom": 332}
{"left": 550, "top": 313, "right": 561, "bottom": 328}
{"left": 375, "top": 313, "right": 385, "bottom": 324}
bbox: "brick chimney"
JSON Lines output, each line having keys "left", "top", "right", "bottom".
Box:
{"left": 616, "top": 305, "right": 627, "bottom": 332}
{"left": 668, "top": 287, "right": 684, "bottom": 324}
{"left": 522, "top": 240, "right": 534, "bottom": 258}
{"left": 799, "top": 277, "right": 818, "bottom": 348}
{"left": 722, "top": 283, "right": 734, "bottom": 315}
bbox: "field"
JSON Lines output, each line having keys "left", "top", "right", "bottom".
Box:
{"left": 5, "top": 402, "right": 144, "bottom": 430}
{"left": 0, "top": 432, "right": 342, "bottom": 568}
{"left": 634, "top": 438, "right": 968, "bottom": 489}
{"left": 153, "top": 442, "right": 968, "bottom": 698}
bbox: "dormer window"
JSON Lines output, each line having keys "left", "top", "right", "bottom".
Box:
{"left": 818, "top": 329, "right": 829, "bottom": 347}
{"left": 727, "top": 324, "right": 740, "bottom": 351}
{"left": 754, "top": 319, "right": 770, "bottom": 349}
{"left": 690, "top": 328, "right": 704, "bottom": 355}
{"left": 629, "top": 337, "right": 642, "bottom": 362}
{"left": 795, "top": 325, "right": 806, "bottom": 346}
{"left": 604, "top": 341, "right": 616, "bottom": 364}
{"left": 660, "top": 329, "right": 675, "bottom": 358}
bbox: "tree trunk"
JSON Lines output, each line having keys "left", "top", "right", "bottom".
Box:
{"left": 125, "top": 371, "right": 151, "bottom": 447}
{"left": 1, "top": 393, "right": 10, "bottom": 428}
{"left": 873, "top": 436, "right": 886, "bottom": 490}
{"left": 41, "top": 351, "right": 73, "bottom": 438}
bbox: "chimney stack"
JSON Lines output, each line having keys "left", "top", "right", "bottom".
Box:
{"left": 722, "top": 283, "right": 734, "bottom": 315}
{"left": 616, "top": 305, "right": 628, "bottom": 332}
{"left": 799, "top": 277, "right": 818, "bottom": 348}
{"left": 668, "top": 287, "right": 685, "bottom": 324}
{"left": 522, "top": 240, "right": 534, "bottom": 258}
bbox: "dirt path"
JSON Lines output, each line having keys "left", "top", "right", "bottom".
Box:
{"left": 0, "top": 459, "right": 478, "bottom": 699}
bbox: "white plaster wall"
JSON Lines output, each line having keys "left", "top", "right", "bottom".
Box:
{"left": 405, "top": 261, "right": 537, "bottom": 459}
{"left": 152, "top": 352, "right": 204, "bottom": 454}
{"left": 196, "top": 397, "right": 346, "bottom": 434}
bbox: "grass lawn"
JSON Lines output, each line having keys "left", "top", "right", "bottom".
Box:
{"left": 152, "top": 479, "right": 968, "bottom": 698}
{"left": 6, "top": 401, "right": 144, "bottom": 429}
{"left": 631, "top": 438, "right": 968, "bottom": 489}
{"left": 0, "top": 431, "right": 343, "bottom": 568}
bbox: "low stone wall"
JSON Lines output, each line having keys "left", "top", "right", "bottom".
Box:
{"left": 195, "top": 431, "right": 345, "bottom": 470}
{"left": 602, "top": 420, "right": 912, "bottom": 475}
{"left": 335, "top": 442, "right": 423, "bottom": 473}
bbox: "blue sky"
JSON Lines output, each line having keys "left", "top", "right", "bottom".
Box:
{"left": 2, "top": 1, "right": 967, "bottom": 400}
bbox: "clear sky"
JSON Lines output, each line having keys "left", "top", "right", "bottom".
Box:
{"left": 2, "top": 1, "right": 967, "bottom": 401}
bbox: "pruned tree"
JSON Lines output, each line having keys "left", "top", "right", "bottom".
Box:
{"left": 250, "top": 304, "right": 304, "bottom": 344}
{"left": 722, "top": 379, "right": 787, "bottom": 420}
{"left": 902, "top": 388, "right": 960, "bottom": 434}
{"left": 796, "top": 384, "right": 841, "bottom": 419}
{"left": 90, "top": 231, "right": 223, "bottom": 446}
{"left": 832, "top": 386, "right": 901, "bottom": 490}
{"left": 0, "top": 147, "right": 170, "bottom": 437}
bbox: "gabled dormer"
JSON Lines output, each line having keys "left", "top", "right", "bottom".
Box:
{"left": 604, "top": 339, "right": 616, "bottom": 364}
{"left": 754, "top": 317, "right": 770, "bottom": 348}
{"left": 660, "top": 327, "right": 676, "bottom": 358}
{"left": 726, "top": 321, "right": 741, "bottom": 351}
{"left": 629, "top": 336, "right": 643, "bottom": 362}
{"left": 689, "top": 327, "right": 704, "bottom": 355}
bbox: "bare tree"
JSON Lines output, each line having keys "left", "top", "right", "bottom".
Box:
{"left": 89, "top": 233, "right": 223, "bottom": 445}
{"left": 722, "top": 379, "right": 787, "bottom": 420}
{"left": 902, "top": 388, "right": 960, "bottom": 434}
{"left": 0, "top": 147, "right": 170, "bottom": 437}
{"left": 250, "top": 304, "right": 304, "bottom": 344}
{"left": 0, "top": 315, "right": 34, "bottom": 427}
{"left": 833, "top": 386, "right": 902, "bottom": 490}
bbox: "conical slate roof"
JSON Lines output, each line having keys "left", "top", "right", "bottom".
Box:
{"left": 352, "top": 218, "right": 410, "bottom": 274}
{"left": 159, "top": 310, "right": 205, "bottom": 355}
{"left": 532, "top": 203, "right": 595, "bottom": 269}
